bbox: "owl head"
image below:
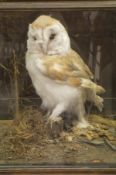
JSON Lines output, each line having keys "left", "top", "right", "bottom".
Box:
{"left": 27, "top": 15, "right": 70, "bottom": 55}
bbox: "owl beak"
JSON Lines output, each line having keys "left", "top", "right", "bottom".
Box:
{"left": 37, "top": 40, "right": 43, "bottom": 44}
{"left": 36, "top": 41, "right": 46, "bottom": 54}
{"left": 40, "top": 43, "right": 47, "bottom": 54}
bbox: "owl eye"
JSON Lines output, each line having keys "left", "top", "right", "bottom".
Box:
{"left": 33, "top": 36, "right": 37, "bottom": 41}
{"left": 49, "top": 33, "right": 56, "bottom": 40}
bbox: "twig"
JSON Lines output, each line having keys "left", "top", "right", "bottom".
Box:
{"left": 12, "top": 50, "right": 20, "bottom": 124}
{"left": 104, "top": 138, "right": 116, "bottom": 151}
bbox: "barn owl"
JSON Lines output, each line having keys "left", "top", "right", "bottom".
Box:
{"left": 26, "top": 15, "right": 105, "bottom": 129}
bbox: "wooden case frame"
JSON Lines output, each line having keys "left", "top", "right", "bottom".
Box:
{"left": 0, "top": 1, "right": 116, "bottom": 174}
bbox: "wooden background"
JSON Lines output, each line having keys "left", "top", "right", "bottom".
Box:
{"left": 0, "top": 9, "right": 116, "bottom": 117}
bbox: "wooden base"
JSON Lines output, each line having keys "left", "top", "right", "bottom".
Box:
{"left": 0, "top": 166, "right": 116, "bottom": 175}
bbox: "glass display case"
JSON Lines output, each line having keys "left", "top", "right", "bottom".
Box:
{"left": 0, "top": 1, "right": 116, "bottom": 174}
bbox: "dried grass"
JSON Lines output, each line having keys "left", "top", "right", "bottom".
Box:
{"left": 1, "top": 106, "right": 48, "bottom": 159}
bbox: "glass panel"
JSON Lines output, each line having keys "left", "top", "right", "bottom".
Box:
{"left": 0, "top": 9, "right": 116, "bottom": 165}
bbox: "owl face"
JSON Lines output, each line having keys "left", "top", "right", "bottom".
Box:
{"left": 27, "top": 15, "right": 70, "bottom": 56}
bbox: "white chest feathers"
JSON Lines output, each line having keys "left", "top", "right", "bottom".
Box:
{"left": 26, "top": 53, "right": 84, "bottom": 111}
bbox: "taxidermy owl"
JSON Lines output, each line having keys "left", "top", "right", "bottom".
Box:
{"left": 26, "top": 15, "right": 105, "bottom": 129}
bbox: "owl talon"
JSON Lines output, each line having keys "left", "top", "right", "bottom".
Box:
{"left": 76, "top": 121, "right": 90, "bottom": 129}
{"left": 46, "top": 116, "right": 63, "bottom": 138}
{"left": 47, "top": 116, "right": 62, "bottom": 128}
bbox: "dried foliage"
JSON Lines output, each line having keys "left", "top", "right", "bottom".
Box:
{"left": 0, "top": 107, "right": 115, "bottom": 163}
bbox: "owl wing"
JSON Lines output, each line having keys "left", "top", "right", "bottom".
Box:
{"left": 37, "top": 49, "right": 105, "bottom": 94}
{"left": 70, "top": 49, "right": 94, "bottom": 80}
{"left": 41, "top": 49, "right": 93, "bottom": 86}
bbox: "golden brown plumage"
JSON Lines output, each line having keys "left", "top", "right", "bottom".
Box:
{"left": 42, "top": 49, "right": 105, "bottom": 94}
{"left": 31, "top": 15, "right": 60, "bottom": 29}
